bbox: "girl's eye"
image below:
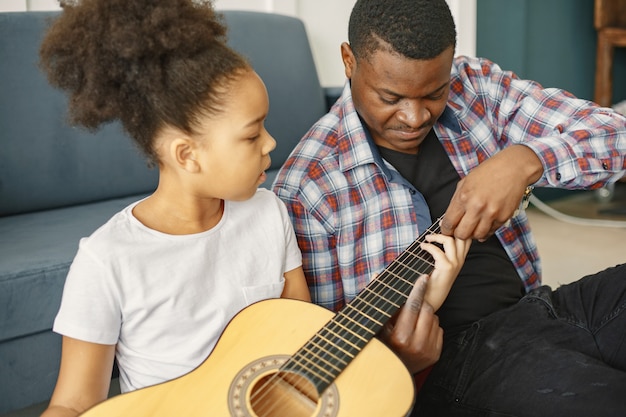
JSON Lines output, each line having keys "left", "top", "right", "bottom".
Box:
{"left": 245, "top": 131, "right": 261, "bottom": 141}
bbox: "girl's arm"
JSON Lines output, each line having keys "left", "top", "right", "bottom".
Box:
{"left": 281, "top": 266, "right": 312, "bottom": 302}
{"left": 41, "top": 337, "right": 116, "bottom": 417}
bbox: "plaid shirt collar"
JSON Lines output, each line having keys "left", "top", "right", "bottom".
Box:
{"left": 334, "top": 81, "right": 464, "bottom": 176}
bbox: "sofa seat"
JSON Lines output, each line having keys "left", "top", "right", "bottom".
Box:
{"left": 0, "top": 194, "right": 148, "bottom": 411}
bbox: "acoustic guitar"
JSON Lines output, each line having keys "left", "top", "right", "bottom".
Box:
{"left": 81, "top": 221, "right": 442, "bottom": 417}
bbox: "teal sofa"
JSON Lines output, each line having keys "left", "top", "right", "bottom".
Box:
{"left": 0, "top": 10, "right": 334, "bottom": 414}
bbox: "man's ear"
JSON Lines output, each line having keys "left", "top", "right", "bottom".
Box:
{"left": 341, "top": 42, "right": 355, "bottom": 79}
{"left": 171, "top": 138, "right": 200, "bottom": 173}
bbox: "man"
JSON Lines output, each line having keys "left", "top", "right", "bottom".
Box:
{"left": 273, "top": 0, "right": 626, "bottom": 415}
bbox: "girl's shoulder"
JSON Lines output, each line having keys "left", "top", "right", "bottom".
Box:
{"left": 78, "top": 199, "right": 145, "bottom": 251}
{"left": 228, "top": 188, "right": 289, "bottom": 222}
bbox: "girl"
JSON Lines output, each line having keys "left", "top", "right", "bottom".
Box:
{"left": 38, "top": 0, "right": 311, "bottom": 415}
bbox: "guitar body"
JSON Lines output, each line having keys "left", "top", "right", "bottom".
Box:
{"left": 81, "top": 298, "right": 415, "bottom": 416}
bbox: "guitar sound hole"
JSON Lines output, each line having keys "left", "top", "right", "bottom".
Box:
{"left": 249, "top": 371, "right": 319, "bottom": 417}
{"left": 228, "top": 356, "right": 339, "bottom": 417}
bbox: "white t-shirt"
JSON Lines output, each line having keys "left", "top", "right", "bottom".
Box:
{"left": 53, "top": 189, "right": 302, "bottom": 392}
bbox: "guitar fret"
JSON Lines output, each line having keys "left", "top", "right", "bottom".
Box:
{"left": 308, "top": 331, "right": 356, "bottom": 363}
{"left": 306, "top": 335, "right": 351, "bottom": 363}
{"left": 367, "top": 275, "right": 409, "bottom": 301}
{"left": 389, "top": 268, "right": 419, "bottom": 285}
{"left": 391, "top": 254, "right": 433, "bottom": 275}
{"left": 345, "top": 297, "right": 390, "bottom": 319}
{"left": 288, "top": 351, "right": 336, "bottom": 381}
{"left": 281, "top": 218, "right": 443, "bottom": 394}
{"left": 352, "top": 284, "right": 401, "bottom": 308}
{"left": 334, "top": 311, "right": 378, "bottom": 337}
{"left": 336, "top": 309, "right": 383, "bottom": 347}
{"left": 386, "top": 262, "right": 433, "bottom": 283}
{"left": 284, "top": 332, "right": 355, "bottom": 389}
{"left": 303, "top": 329, "right": 360, "bottom": 371}
{"left": 321, "top": 323, "right": 364, "bottom": 350}
{"left": 342, "top": 304, "right": 384, "bottom": 327}
{"left": 298, "top": 342, "right": 346, "bottom": 373}
{"left": 317, "top": 327, "right": 361, "bottom": 354}
{"left": 353, "top": 281, "right": 405, "bottom": 317}
{"left": 347, "top": 296, "right": 398, "bottom": 331}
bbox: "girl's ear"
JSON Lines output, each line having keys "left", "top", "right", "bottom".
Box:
{"left": 171, "top": 138, "right": 200, "bottom": 173}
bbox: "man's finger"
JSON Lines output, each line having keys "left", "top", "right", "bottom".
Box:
{"left": 440, "top": 208, "right": 460, "bottom": 236}
{"left": 406, "top": 274, "right": 428, "bottom": 311}
{"left": 393, "top": 275, "right": 428, "bottom": 334}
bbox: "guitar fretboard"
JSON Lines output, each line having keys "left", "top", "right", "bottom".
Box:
{"left": 282, "top": 220, "right": 441, "bottom": 394}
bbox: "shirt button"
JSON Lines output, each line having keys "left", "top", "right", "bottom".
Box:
{"left": 602, "top": 162, "right": 609, "bottom": 170}
{"left": 556, "top": 172, "right": 561, "bottom": 181}
{"left": 410, "top": 189, "right": 416, "bottom": 195}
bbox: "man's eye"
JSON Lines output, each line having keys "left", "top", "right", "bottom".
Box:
{"left": 380, "top": 97, "right": 399, "bottom": 105}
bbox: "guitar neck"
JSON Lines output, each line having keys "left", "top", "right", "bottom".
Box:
{"left": 283, "top": 219, "right": 441, "bottom": 393}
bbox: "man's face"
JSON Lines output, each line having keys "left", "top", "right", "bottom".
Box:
{"left": 342, "top": 42, "right": 454, "bottom": 154}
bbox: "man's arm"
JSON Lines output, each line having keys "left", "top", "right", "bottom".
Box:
{"left": 441, "top": 144, "right": 543, "bottom": 240}
{"left": 443, "top": 57, "right": 626, "bottom": 240}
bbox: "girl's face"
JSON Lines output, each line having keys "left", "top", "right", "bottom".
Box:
{"left": 193, "top": 70, "right": 276, "bottom": 201}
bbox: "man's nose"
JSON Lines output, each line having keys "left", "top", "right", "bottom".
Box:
{"left": 396, "top": 101, "right": 430, "bottom": 128}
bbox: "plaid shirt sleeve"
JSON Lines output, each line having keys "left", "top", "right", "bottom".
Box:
{"left": 272, "top": 120, "right": 348, "bottom": 312}
{"left": 449, "top": 56, "right": 626, "bottom": 188}
{"left": 274, "top": 160, "right": 344, "bottom": 311}
{"left": 440, "top": 56, "right": 626, "bottom": 290}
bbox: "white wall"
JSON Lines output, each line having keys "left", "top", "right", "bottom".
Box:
{"left": 2, "top": 0, "right": 476, "bottom": 87}
{"left": 214, "top": 0, "right": 477, "bottom": 87}
{"left": 4, "top": 0, "right": 59, "bottom": 11}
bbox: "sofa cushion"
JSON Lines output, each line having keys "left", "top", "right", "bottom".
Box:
{"left": 0, "top": 12, "right": 158, "bottom": 216}
{"left": 0, "top": 331, "right": 62, "bottom": 414}
{"left": 0, "top": 194, "right": 147, "bottom": 342}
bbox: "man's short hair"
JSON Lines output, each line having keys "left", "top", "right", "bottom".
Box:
{"left": 348, "top": 0, "right": 456, "bottom": 61}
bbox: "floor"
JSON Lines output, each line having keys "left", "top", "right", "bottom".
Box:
{"left": 3, "top": 183, "right": 625, "bottom": 417}
{"left": 526, "top": 182, "right": 626, "bottom": 289}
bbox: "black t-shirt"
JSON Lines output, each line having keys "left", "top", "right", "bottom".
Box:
{"left": 378, "top": 130, "right": 524, "bottom": 339}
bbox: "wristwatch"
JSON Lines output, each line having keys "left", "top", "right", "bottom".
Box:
{"left": 513, "top": 185, "right": 534, "bottom": 217}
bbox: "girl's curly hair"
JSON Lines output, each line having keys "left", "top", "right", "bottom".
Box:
{"left": 39, "top": 0, "right": 249, "bottom": 162}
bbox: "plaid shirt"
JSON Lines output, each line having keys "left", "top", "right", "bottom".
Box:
{"left": 273, "top": 55, "right": 626, "bottom": 312}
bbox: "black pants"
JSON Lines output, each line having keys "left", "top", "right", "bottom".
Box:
{"left": 413, "top": 263, "right": 626, "bottom": 417}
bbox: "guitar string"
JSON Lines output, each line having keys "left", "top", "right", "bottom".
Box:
{"left": 319, "top": 217, "right": 443, "bottom": 377}
{"left": 248, "top": 219, "right": 442, "bottom": 416}
{"left": 249, "top": 253, "right": 438, "bottom": 416}
{"left": 248, "top": 219, "right": 442, "bottom": 417}
{"left": 248, "top": 251, "right": 436, "bottom": 417}
{"left": 347, "top": 242, "right": 437, "bottom": 329}
{"left": 311, "top": 219, "right": 441, "bottom": 370}
{"left": 293, "top": 217, "right": 442, "bottom": 371}
{"left": 288, "top": 218, "right": 441, "bottom": 391}
{"left": 301, "top": 237, "right": 437, "bottom": 381}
